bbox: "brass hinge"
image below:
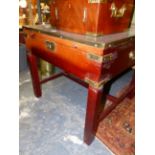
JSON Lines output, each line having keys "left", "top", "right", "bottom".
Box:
{"left": 87, "top": 52, "right": 117, "bottom": 64}
{"left": 85, "top": 76, "right": 111, "bottom": 89}
{"left": 88, "top": 0, "right": 107, "bottom": 3}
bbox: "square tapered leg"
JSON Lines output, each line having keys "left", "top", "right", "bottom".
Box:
{"left": 27, "top": 52, "right": 42, "bottom": 97}
{"left": 84, "top": 85, "right": 103, "bottom": 145}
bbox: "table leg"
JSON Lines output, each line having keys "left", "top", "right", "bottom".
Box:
{"left": 27, "top": 53, "right": 42, "bottom": 97}
{"left": 84, "top": 85, "right": 103, "bottom": 145}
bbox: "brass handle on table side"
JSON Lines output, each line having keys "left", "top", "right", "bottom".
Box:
{"left": 129, "top": 51, "right": 135, "bottom": 60}
{"left": 45, "top": 41, "right": 56, "bottom": 51}
{"left": 110, "top": 3, "right": 126, "bottom": 18}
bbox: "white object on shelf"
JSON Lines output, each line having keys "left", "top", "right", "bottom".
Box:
{"left": 19, "top": 0, "right": 27, "bottom": 8}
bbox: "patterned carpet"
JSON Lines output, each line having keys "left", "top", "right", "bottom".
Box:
{"left": 96, "top": 96, "right": 135, "bottom": 155}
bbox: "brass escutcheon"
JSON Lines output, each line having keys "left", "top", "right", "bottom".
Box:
{"left": 45, "top": 41, "right": 56, "bottom": 51}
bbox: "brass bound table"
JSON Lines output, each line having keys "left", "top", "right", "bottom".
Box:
{"left": 23, "top": 25, "right": 135, "bottom": 145}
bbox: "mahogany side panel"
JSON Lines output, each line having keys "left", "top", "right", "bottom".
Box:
{"left": 96, "top": 0, "right": 135, "bottom": 34}
{"left": 102, "top": 38, "right": 135, "bottom": 79}
{"left": 25, "top": 31, "right": 103, "bottom": 82}
{"left": 50, "top": 0, "right": 87, "bottom": 34}
{"left": 25, "top": 29, "right": 134, "bottom": 84}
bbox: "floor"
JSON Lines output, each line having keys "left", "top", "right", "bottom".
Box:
{"left": 19, "top": 69, "right": 133, "bottom": 155}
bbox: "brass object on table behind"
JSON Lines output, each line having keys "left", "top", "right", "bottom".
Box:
{"left": 39, "top": 59, "right": 55, "bottom": 79}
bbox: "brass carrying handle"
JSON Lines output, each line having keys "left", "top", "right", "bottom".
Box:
{"left": 110, "top": 2, "right": 126, "bottom": 18}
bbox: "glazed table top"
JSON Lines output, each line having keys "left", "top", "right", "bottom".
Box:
{"left": 24, "top": 25, "right": 135, "bottom": 48}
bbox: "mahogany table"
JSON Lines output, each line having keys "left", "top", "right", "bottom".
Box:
{"left": 23, "top": 25, "right": 135, "bottom": 145}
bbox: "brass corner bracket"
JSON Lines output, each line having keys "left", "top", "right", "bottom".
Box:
{"left": 87, "top": 52, "right": 117, "bottom": 64}
{"left": 85, "top": 76, "right": 111, "bottom": 89}
{"left": 87, "top": 53, "right": 103, "bottom": 63}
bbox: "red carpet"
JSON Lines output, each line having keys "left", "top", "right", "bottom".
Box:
{"left": 96, "top": 97, "right": 135, "bottom": 155}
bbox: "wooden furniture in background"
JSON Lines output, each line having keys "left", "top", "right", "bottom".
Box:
{"left": 19, "top": 0, "right": 37, "bottom": 28}
{"left": 50, "top": 0, "right": 135, "bottom": 35}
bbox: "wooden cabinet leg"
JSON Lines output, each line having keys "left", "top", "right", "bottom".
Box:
{"left": 27, "top": 53, "right": 42, "bottom": 97}
{"left": 84, "top": 85, "right": 103, "bottom": 145}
